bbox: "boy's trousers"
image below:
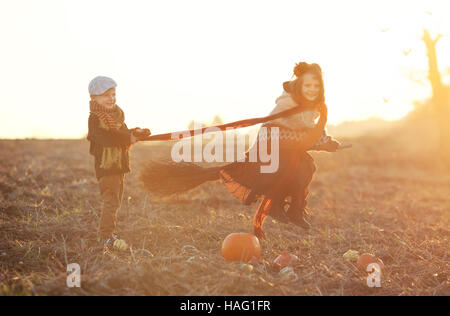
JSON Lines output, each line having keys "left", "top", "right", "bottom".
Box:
{"left": 98, "top": 173, "right": 124, "bottom": 239}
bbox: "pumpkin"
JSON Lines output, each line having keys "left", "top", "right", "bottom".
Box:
{"left": 357, "top": 253, "right": 385, "bottom": 274}
{"left": 221, "top": 233, "right": 261, "bottom": 262}
{"left": 273, "top": 252, "right": 301, "bottom": 270}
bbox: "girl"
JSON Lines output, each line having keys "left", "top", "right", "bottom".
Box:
{"left": 219, "top": 62, "right": 340, "bottom": 238}
{"left": 141, "top": 62, "right": 341, "bottom": 239}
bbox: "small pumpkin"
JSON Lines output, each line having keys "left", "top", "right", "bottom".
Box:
{"left": 273, "top": 252, "right": 301, "bottom": 270}
{"left": 357, "top": 253, "right": 385, "bottom": 274}
{"left": 221, "top": 233, "right": 261, "bottom": 262}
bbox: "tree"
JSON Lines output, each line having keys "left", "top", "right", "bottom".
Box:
{"left": 422, "top": 29, "right": 450, "bottom": 167}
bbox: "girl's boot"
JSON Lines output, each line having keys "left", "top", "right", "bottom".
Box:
{"left": 286, "top": 198, "right": 311, "bottom": 229}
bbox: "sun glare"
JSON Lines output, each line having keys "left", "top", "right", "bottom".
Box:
{"left": 0, "top": 0, "right": 449, "bottom": 138}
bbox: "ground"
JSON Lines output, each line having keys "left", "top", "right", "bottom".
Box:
{"left": 0, "top": 132, "right": 449, "bottom": 296}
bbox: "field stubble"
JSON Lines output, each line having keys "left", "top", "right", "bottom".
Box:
{"left": 0, "top": 134, "right": 449, "bottom": 296}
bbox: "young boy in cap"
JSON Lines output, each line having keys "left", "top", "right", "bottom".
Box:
{"left": 87, "top": 76, "right": 150, "bottom": 250}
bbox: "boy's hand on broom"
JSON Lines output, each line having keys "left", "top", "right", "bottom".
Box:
{"left": 130, "top": 127, "right": 152, "bottom": 141}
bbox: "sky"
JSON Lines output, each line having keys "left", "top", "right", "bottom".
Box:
{"left": 0, "top": 0, "right": 449, "bottom": 139}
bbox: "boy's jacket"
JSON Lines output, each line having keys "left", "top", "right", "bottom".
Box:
{"left": 87, "top": 105, "right": 132, "bottom": 179}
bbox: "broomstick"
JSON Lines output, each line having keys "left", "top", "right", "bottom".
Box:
{"left": 139, "top": 103, "right": 316, "bottom": 196}
{"left": 140, "top": 103, "right": 335, "bottom": 238}
{"left": 138, "top": 103, "right": 313, "bottom": 142}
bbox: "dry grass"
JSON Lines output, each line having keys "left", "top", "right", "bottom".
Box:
{"left": 0, "top": 130, "right": 449, "bottom": 296}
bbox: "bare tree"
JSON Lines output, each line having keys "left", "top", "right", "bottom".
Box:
{"left": 422, "top": 29, "right": 450, "bottom": 166}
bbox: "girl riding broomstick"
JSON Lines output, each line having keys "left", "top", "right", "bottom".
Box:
{"left": 139, "top": 62, "right": 350, "bottom": 239}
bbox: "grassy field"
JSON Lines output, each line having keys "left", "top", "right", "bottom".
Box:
{"left": 0, "top": 130, "right": 449, "bottom": 296}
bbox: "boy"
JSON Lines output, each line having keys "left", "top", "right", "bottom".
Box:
{"left": 87, "top": 76, "right": 150, "bottom": 250}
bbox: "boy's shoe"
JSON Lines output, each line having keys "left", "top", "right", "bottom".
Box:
{"left": 100, "top": 235, "right": 129, "bottom": 252}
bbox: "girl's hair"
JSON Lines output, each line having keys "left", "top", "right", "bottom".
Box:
{"left": 283, "top": 62, "right": 325, "bottom": 106}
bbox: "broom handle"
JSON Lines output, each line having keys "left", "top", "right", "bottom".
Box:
{"left": 139, "top": 104, "right": 320, "bottom": 142}
{"left": 336, "top": 143, "right": 352, "bottom": 150}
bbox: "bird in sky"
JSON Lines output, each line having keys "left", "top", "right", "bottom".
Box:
{"left": 403, "top": 48, "right": 412, "bottom": 56}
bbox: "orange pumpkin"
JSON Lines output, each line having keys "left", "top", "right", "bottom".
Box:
{"left": 357, "top": 253, "right": 385, "bottom": 274}
{"left": 273, "top": 252, "right": 301, "bottom": 270}
{"left": 221, "top": 233, "right": 261, "bottom": 262}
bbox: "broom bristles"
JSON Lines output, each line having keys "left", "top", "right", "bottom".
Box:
{"left": 140, "top": 160, "right": 222, "bottom": 196}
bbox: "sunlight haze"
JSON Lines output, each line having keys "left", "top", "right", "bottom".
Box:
{"left": 0, "top": 0, "right": 449, "bottom": 138}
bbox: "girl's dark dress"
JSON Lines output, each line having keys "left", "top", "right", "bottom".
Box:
{"left": 218, "top": 125, "right": 323, "bottom": 238}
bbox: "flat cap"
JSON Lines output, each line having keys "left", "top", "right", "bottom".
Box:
{"left": 88, "top": 76, "right": 117, "bottom": 95}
